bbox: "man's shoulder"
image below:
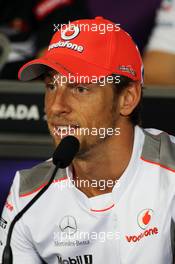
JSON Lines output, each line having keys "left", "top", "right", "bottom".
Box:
{"left": 141, "top": 128, "right": 175, "bottom": 173}
{"left": 18, "top": 160, "right": 67, "bottom": 197}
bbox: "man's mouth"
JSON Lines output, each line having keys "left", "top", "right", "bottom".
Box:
{"left": 54, "top": 124, "right": 79, "bottom": 130}
{"left": 52, "top": 124, "right": 80, "bottom": 137}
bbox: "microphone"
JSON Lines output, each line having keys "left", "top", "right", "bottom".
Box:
{"left": 53, "top": 135, "right": 80, "bottom": 168}
{"left": 2, "top": 136, "right": 80, "bottom": 264}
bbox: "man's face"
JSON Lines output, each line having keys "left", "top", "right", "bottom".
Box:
{"left": 44, "top": 70, "right": 121, "bottom": 157}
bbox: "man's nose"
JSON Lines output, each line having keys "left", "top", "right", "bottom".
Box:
{"left": 50, "top": 88, "right": 71, "bottom": 116}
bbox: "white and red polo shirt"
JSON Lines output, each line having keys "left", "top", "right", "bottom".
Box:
{"left": 0, "top": 126, "right": 175, "bottom": 264}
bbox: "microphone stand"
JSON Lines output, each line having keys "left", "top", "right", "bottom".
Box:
{"left": 2, "top": 163, "right": 60, "bottom": 264}
{"left": 2, "top": 135, "right": 80, "bottom": 264}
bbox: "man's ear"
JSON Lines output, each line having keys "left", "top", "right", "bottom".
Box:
{"left": 119, "top": 82, "right": 141, "bottom": 116}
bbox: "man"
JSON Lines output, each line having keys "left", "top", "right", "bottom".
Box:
{"left": 0, "top": 17, "right": 175, "bottom": 263}
{"left": 143, "top": 0, "right": 175, "bottom": 85}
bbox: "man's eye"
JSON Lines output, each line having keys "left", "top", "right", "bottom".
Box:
{"left": 45, "top": 83, "right": 57, "bottom": 91}
{"left": 74, "top": 86, "right": 89, "bottom": 93}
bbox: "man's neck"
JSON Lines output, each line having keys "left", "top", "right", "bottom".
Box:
{"left": 72, "top": 124, "right": 135, "bottom": 198}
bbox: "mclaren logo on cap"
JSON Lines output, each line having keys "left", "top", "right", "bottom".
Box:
{"left": 61, "top": 26, "right": 80, "bottom": 40}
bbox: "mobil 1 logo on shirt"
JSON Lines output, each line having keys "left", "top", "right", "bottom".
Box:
{"left": 57, "top": 254, "right": 93, "bottom": 264}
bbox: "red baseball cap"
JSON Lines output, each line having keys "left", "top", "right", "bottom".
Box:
{"left": 18, "top": 16, "right": 144, "bottom": 83}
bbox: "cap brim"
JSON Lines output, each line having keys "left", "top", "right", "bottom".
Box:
{"left": 18, "top": 53, "right": 112, "bottom": 82}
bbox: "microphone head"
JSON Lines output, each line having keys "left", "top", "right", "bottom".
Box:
{"left": 52, "top": 136, "right": 80, "bottom": 168}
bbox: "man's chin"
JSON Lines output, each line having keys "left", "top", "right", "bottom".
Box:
{"left": 53, "top": 134, "right": 107, "bottom": 159}
{"left": 75, "top": 137, "right": 107, "bottom": 160}
{"left": 53, "top": 134, "right": 81, "bottom": 146}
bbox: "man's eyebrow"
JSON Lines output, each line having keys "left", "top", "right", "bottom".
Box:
{"left": 68, "top": 82, "right": 91, "bottom": 88}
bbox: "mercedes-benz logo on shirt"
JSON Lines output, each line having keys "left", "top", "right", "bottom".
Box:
{"left": 59, "top": 215, "right": 77, "bottom": 235}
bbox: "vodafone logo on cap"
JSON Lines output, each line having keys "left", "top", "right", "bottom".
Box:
{"left": 61, "top": 26, "right": 80, "bottom": 40}
{"left": 137, "top": 209, "right": 154, "bottom": 230}
{"left": 48, "top": 25, "right": 83, "bottom": 53}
